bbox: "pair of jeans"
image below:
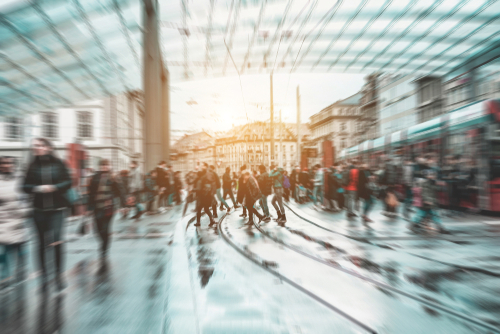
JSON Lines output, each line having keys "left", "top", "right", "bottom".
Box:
{"left": 223, "top": 188, "right": 237, "bottom": 206}
{"left": 313, "top": 185, "right": 323, "bottom": 205}
{"left": 412, "top": 207, "right": 442, "bottom": 226}
{"left": 363, "top": 196, "right": 374, "bottom": 216}
{"left": 271, "top": 188, "right": 285, "bottom": 215}
{"left": 345, "top": 190, "right": 357, "bottom": 215}
{"left": 216, "top": 188, "right": 230, "bottom": 209}
{"left": 260, "top": 195, "right": 270, "bottom": 217}
{"left": 33, "top": 210, "right": 65, "bottom": 275}
{"left": 95, "top": 213, "right": 114, "bottom": 256}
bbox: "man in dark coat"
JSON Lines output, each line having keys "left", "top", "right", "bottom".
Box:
{"left": 290, "top": 166, "right": 300, "bottom": 202}
{"left": 257, "top": 165, "right": 272, "bottom": 221}
{"left": 242, "top": 170, "right": 265, "bottom": 226}
{"left": 222, "top": 167, "right": 239, "bottom": 209}
{"left": 156, "top": 161, "right": 167, "bottom": 211}
{"left": 194, "top": 163, "right": 216, "bottom": 227}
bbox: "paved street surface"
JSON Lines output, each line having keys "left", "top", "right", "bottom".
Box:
{"left": 2, "top": 201, "right": 500, "bottom": 333}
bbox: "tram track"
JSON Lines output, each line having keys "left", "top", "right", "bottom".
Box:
{"left": 215, "top": 212, "right": 378, "bottom": 334}
{"left": 284, "top": 202, "right": 500, "bottom": 278}
{"left": 185, "top": 206, "right": 500, "bottom": 333}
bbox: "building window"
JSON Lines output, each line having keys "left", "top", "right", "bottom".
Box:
{"left": 4, "top": 117, "right": 23, "bottom": 141}
{"left": 341, "top": 138, "right": 346, "bottom": 149}
{"left": 41, "top": 112, "right": 58, "bottom": 139}
{"left": 77, "top": 111, "right": 93, "bottom": 139}
{"left": 340, "top": 122, "right": 346, "bottom": 132}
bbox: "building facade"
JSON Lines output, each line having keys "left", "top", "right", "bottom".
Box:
{"left": 309, "top": 93, "right": 362, "bottom": 166}
{"left": 170, "top": 132, "right": 215, "bottom": 175}
{"left": 378, "top": 74, "right": 418, "bottom": 136}
{"left": 415, "top": 76, "right": 444, "bottom": 123}
{"left": 359, "top": 73, "right": 381, "bottom": 141}
{"left": 0, "top": 92, "right": 144, "bottom": 172}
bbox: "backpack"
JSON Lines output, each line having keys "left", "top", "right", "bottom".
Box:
{"left": 283, "top": 176, "right": 291, "bottom": 189}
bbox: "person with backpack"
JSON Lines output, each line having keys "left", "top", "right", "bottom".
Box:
{"left": 269, "top": 166, "right": 286, "bottom": 224}
{"left": 209, "top": 165, "right": 231, "bottom": 214}
{"left": 257, "top": 165, "right": 272, "bottom": 222}
{"left": 194, "top": 163, "right": 216, "bottom": 227}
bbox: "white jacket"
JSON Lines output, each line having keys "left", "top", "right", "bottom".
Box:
{"left": 129, "top": 167, "right": 142, "bottom": 193}
{"left": 0, "top": 175, "right": 30, "bottom": 245}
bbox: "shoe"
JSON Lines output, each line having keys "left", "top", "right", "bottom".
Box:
{"left": 239, "top": 213, "right": 247, "bottom": 218}
{"left": 263, "top": 216, "right": 271, "bottom": 223}
{"left": 274, "top": 213, "right": 282, "bottom": 221}
{"left": 363, "top": 216, "right": 373, "bottom": 223}
{"left": 194, "top": 222, "right": 201, "bottom": 227}
{"left": 244, "top": 218, "right": 254, "bottom": 226}
{"left": 219, "top": 205, "right": 224, "bottom": 211}
{"left": 213, "top": 213, "right": 218, "bottom": 219}
{"left": 209, "top": 220, "right": 216, "bottom": 227}
{"left": 278, "top": 214, "right": 287, "bottom": 224}
{"left": 234, "top": 205, "right": 241, "bottom": 209}
{"left": 438, "top": 227, "right": 450, "bottom": 234}
{"left": 226, "top": 207, "right": 232, "bottom": 213}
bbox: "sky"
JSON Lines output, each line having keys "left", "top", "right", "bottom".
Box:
{"left": 170, "top": 73, "right": 365, "bottom": 142}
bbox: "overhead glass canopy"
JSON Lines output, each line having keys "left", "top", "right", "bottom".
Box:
{"left": 1, "top": 0, "right": 499, "bottom": 115}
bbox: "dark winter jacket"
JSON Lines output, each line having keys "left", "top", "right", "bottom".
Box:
{"left": 195, "top": 170, "right": 214, "bottom": 204}
{"left": 88, "top": 171, "right": 125, "bottom": 215}
{"left": 290, "top": 170, "right": 299, "bottom": 187}
{"left": 222, "top": 172, "right": 232, "bottom": 190}
{"left": 245, "top": 176, "right": 262, "bottom": 205}
{"left": 327, "top": 169, "right": 339, "bottom": 199}
{"left": 299, "top": 171, "right": 309, "bottom": 187}
{"left": 237, "top": 175, "right": 246, "bottom": 204}
{"left": 212, "top": 171, "right": 221, "bottom": 189}
{"left": 357, "top": 169, "right": 371, "bottom": 200}
{"left": 257, "top": 173, "right": 273, "bottom": 196}
{"left": 22, "top": 154, "right": 72, "bottom": 211}
{"left": 156, "top": 167, "right": 167, "bottom": 188}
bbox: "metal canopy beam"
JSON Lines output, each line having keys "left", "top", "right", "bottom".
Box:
{"left": 0, "top": 15, "right": 91, "bottom": 101}
{"left": 262, "top": 0, "right": 294, "bottom": 68}
{"left": 361, "top": 0, "right": 444, "bottom": 71}
{"left": 394, "top": 0, "right": 497, "bottom": 73}
{"left": 343, "top": 0, "right": 417, "bottom": 72}
{"left": 113, "top": 0, "right": 140, "bottom": 68}
{"left": 379, "top": 0, "right": 470, "bottom": 73}
{"left": 204, "top": 0, "right": 216, "bottom": 76}
{"left": 240, "top": 0, "right": 266, "bottom": 73}
{"left": 72, "top": 0, "right": 129, "bottom": 91}
{"left": 313, "top": 0, "right": 368, "bottom": 69}
{"left": 31, "top": 2, "right": 111, "bottom": 96}
{"left": 222, "top": 0, "right": 242, "bottom": 75}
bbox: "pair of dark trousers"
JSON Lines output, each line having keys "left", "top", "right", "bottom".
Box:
{"left": 223, "top": 188, "right": 237, "bottom": 206}
{"left": 33, "top": 210, "right": 65, "bottom": 276}
{"left": 247, "top": 199, "right": 263, "bottom": 223}
{"left": 196, "top": 199, "right": 214, "bottom": 224}
{"left": 95, "top": 212, "right": 114, "bottom": 256}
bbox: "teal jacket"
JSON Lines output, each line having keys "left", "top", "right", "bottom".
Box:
{"left": 269, "top": 168, "right": 284, "bottom": 189}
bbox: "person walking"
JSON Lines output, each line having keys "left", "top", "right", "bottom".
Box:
{"left": 358, "top": 164, "right": 374, "bottom": 223}
{"left": 269, "top": 166, "right": 286, "bottom": 224}
{"left": 312, "top": 164, "right": 324, "bottom": 208}
{"left": 283, "top": 171, "right": 291, "bottom": 202}
{"left": 326, "top": 166, "right": 340, "bottom": 211}
{"left": 335, "top": 165, "right": 345, "bottom": 210}
{"left": 411, "top": 169, "right": 448, "bottom": 234}
{"left": 344, "top": 161, "right": 359, "bottom": 218}
{"left": 194, "top": 163, "right": 216, "bottom": 227}
{"left": 22, "top": 138, "right": 72, "bottom": 291}
{"left": 242, "top": 170, "right": 265, "bottom": 226}
{"left": 156, "top": 161, "right": 168, "bottom": 212}
{"left": 0, "top": 157, "right": 30, "bottom": 290}
{"left": 210, "top": 165, "right": 231, "bottom": 213}
{"left": 144, "top": 170, "right": 157, "bottom": 215}
{"left": 174, "top": 171, "right": 183, "bottom": 205}
{"left": 222, "top": 167, "right": 239, "bottom": 209}
{"left": 183, "top": 170, "right": 198, "bottom": 216}
{"left": 257, "top": 165, "right": 272, "bottom": 222}
{"left": 129, "top": 161, "right": 144, "bottom": 221}
{"left": 290, "top": 166, "right": 300, "bottom": 202}
{"left": 402, "top": 158, "right": 415, "bottom": 219}
{"left": 88, "top": 159, "right": 125, "bottom": 261}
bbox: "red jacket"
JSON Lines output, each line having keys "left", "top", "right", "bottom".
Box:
{"left": 345, "top": 168, "right": 359, "bottom": 191}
